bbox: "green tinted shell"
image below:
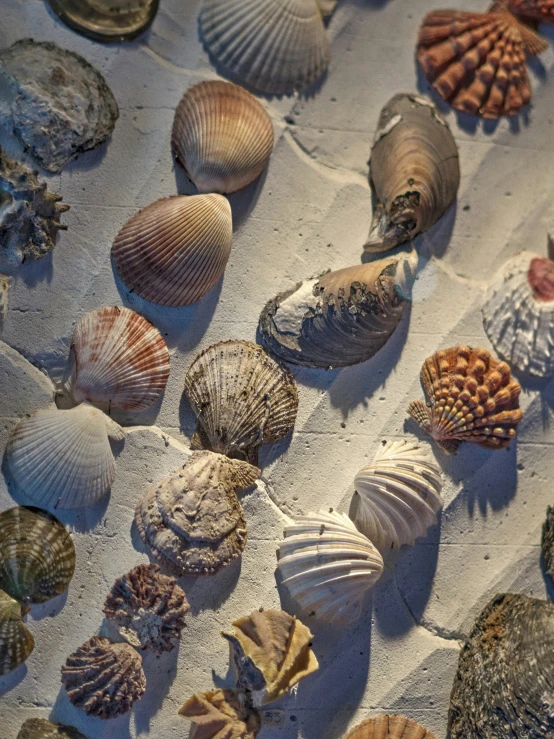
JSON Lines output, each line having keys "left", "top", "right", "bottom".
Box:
{"left": 0, "top": 588, "right": 34, "bottom": 675}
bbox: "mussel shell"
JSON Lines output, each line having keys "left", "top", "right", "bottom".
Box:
{"left": 44, "top": 0, "right": 159, "bottom": 42}
{"left": 17, "top": 718, "right": 88, "bottom": 739}
{"left": 0, "top": 589, "right": 34, "bottom": 676}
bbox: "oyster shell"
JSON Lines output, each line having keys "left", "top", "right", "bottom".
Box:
{"left": 179, "top": 689, "right": 261, "bottom": 739}
{"left": 364, "top": 94, "right": 460, "bottom": 253}
{"left": 408, "top": 345, "right": 522, "bottom": 454}
{"left": 541, "top": 505, "right": 554, "bottom": 582}
{"left": 0, "top": 40, "right": 118, "bottom": 173}
{"left": 17, "top": 718, "right": 88, "bottom": 739}
{"left": 346, "top": 715, "right": 438, "bottom": 739}
{"left": 44, "top": 0, "right": 159, "bottom": 42}
{"left": 0, "top": 589, "right": 34, "bottom": 676}
{"left": 508, "top": 0, "right": 554, "bottom": 23}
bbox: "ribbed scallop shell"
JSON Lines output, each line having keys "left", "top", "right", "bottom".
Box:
{"left": 508, "top": 0, "right": 554, "bottom": 23}
{"left": 112, "top": 194, "right": 233, "bottom": 307}
{"left": 0, "top": 589, "right": 34, "bottom": 676}
{"left": 408, "top": 345, "right": 523, "bottom": 454}
{"left": 7, "top": 404, "right": 125, "bottom": 509}
{"left": 179, "top": 689, "right": 261, "bottom": 739}
{"left": 17, "top": 718, "right": 88, "bottom": 739}
{"left": 346, "top": 715, "right": 439, "bottom": 739}
{"left": 276, "top": 510, "right": 384, "bottom": 623}
{"left": 172, "top": 81, "right": 274, "bottom": 195}
{"left": 44, "top": 0, "right": 159, "bottom": 42}
{"left": 200, "top": 0, "right": 330, "bottom": 95}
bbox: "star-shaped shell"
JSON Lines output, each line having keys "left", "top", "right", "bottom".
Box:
{"left": 17, "top": 718, "right": 88, "bottom": 739}
{"left": 0, "top": 589, "right": 34, "bottom": 676}
{"left": 44, "top": 0, "right": 159, "bottom": 42}
{"left": 179, "top": 689, "right": 261, "bottom": 739}
{"left": 346, "top": 715, "right": 439, "bottom": 739}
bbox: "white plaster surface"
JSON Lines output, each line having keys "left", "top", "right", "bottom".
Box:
{"left": 0, "top": 0, "right": 554, "bottom": 737}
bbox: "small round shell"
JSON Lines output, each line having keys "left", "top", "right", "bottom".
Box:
{"left": 346, "top": 715, "right": 439, "bottom": 739}
{"left": 17, "top": 718, "right": 88, "bottom": 739}
{"left": 179, "top": 689, "right": 261, "bottom": 739}
{"left": 44, "top": 0, "right": 159, "bottom": 43}
{"left": 0, "top": 589, "right": 34, "bottom": 676}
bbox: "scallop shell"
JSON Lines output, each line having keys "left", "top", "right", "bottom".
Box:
{"left": 44, "top": 0, "right": 159, "bottom": 42}
{"left": 183, "top": 340, "right": 298, "bottom": 465}
{"left": 364, "top": 94, "right": 460, "bottom": 253}
{"left": 17, "top": 718, "right": 88, "bottom": 739}
{"left": 112, "top": 194, "right": 233, "bottom": 307}
{"left": 346, "top": 715, "right": 439, "bottom": 739}
{"left": 70, "top": 306, "right": 170, "bottom": 411}
{"left": 199, "top": 0, "right": 330, "bottom": 95}
{"left": 353, "top": 441, "right": 444, "bottom": 552}
{"left": 258, "top": 251, "right": 417, "bottom": 369}
{"left": 7, "top": 404, "right": 125, "bottom": 509}
{"left": 172, "top": 81, "right": 274, "bottom": 195}
{"left": 408, "top": 345, "right": 522, "bottom": 454}
{"left": 61, "top": 636, "right": 146, "bottom": 719}
{"left": 541, "top": 505, "right": 554, "bottom": 582}
{"left": 0, "top": 589, "right": 34, "bottom": 676}
{"left": 179, "top": 689, "right": 261, "bottom": 739}
{"left": 508, "top": 0, "right": 554, "bottom": 23}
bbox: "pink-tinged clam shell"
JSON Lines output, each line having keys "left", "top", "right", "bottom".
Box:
{"left": 528, "top": 257, "right": 554, "bottom": 302}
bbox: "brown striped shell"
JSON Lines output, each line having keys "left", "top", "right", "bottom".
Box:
{"left": 44, "top": 0, "right": 159, "bottom": 43}
{"left": 346, "top": 715, "right": 439, "bottom": 739}
{"left": 508, "top": 0, "right": 554, "bottom": 23}
{"left": 17, "top": 718, "right": 88, "bottom": 739}
{"left": 179, "top": 689, "right": 261, "bottom": 739}
{"left": 0, "top": 589, "right": 34, "bottom": 676}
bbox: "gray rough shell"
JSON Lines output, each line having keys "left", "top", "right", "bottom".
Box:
{"left": 346, "top": 715, "right": 439, "bottom": 738}
{"left": 0, "top": 588, "right": 34, "bottom": 676}
{"left": 17, "top": 718, "right": 88, "bottom": 739}
{"left": 44, "top": 0, "right": 159, "bottom": 42}
{"left": 542, "top": 505, "right": 554, "bottom": 583}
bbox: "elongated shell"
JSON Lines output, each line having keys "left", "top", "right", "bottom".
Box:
{"left": 276, "top": 510, "right": 384, "bottom": 623}
{"left": 179, "top": 689, "right": 261, "bottom": 739}
{"left": 364, "top": 94, "right": 460, "bottom": 253}
{"left": 44, "top": 0, "right": 159, "bottom": 42}
{"left": 0, "top": 589, "right": 34, "bottom": 676}
{"left": 17, "top": 718, "right": 88, "bottom": 739}
{"left": 508, "top": 0, "right": 554, "bottom": 23}
{"left": 346, "top": 715, "right": 439, "bottom": 739}
{"left": 172, "top": 81, "right": 274, "bottom": 194}
{"left": 200, "top": 0, "right": 330, "bottom": 95}
{"left": 353, "top": 441, "right": 444, "bottom": 552}
{"left": 112, "top": 194, "right": 233, "bottom": 307}
{"left": 7, "top": 404, "right": 125, "bottom": 509}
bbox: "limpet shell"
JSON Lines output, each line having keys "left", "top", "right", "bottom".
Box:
{"left": 0, "top": 589, "right": 34, "bottom": 676}
{"left": 44, "top": 0, "right": 159, "bottom": 42}
{"left": 346, "top": 715, "right": 439, "bottom": 739}
{"left": 17, "top": 718, "right": 88, "bottom": 739}
{"left": 179, "top": 689, "right": 261, "bottom": 739}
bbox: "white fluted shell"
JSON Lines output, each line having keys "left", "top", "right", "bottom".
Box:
{"left": 276, "top": 510, "right": 384, "bottom": 622}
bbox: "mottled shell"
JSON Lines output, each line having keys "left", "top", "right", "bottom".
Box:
{"left": 365, "top": 94, "right": 460, "bottom": 253}
{"left": 7, "top": 404, "right": 125, "bottom": 509}
{"left": 508, "top": 0, "right": 554, "bottom": 23}
{"left": 70, "top": 306, "right": 170, "bottom": 411}
{"left": 112, "top": 194, "right": 233, "bottom": 307}
{"left": 354, "top": 441, "right": 444, "bottom": 552}
{"left": 276, "top": 510, "right": 384, "bottom": 623}
{"left": 183, "top": 340, "right": 298, "bottom": 465}
{"left": 408, "top": 345, "right": 522, "bottom": 454}
{"left": 104, "top": 563, "right": 190, "bottom": 653}
{"left": 44, "top": 0, "right": 159, "bottom": 42}
{"left": 172, "top": 81, "right": 274, "bottom": 195}
{"left": 0, "top": 589, "right": 34, "bottom": 676}
{"left": 17, "top": 718, "right": 88, "bottom": 739}
{"left": 179, "top": 689, "right": 261, "bottom": 739}
{"left": 346, "top": 715, "right": 439, "bottom": 739}
{"left": 541, "top": 505, "right": 554, "bottom": 582}
{"left": 200, "top": 0, "right": 330, "bottom": 95}
{"left": 61, "top": 636, "right": 146, "bottom": 719}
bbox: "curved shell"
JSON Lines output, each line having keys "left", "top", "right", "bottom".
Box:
{"left": 354, "top": 441, "right": 444, "bottom": 552}
{"left": 179, "top": 689, "right": 261, "bottom": 739}
{"left": 408, "top": 345, "right": 523, "bottom": 454}
{"left": 44, "top": 0, "right": 159, "bottom": 42}
{"left": 70, "top": 306, "right": 170, "bottom": 411}
{"left": 346, "top": 715, "right": 438, "bottom": 739}
{"left": 17, "top": 718, "right": 88, "bottom": 739}
{"left": 112, "top": 194, "right": 233, "bottom": 307}
{"left": 183, "top": 340, "right": 298, "bottom": 464}
{"left": 7, "top": 404, "right": 125, "bottom": 509}
{"left": 364, "top": 94, "right": 460, "bottom": 253}
{"left": 200, "top": 0, "right": 330, "bottom": 95}
{"left": 508, "top": 0, "right": 554, "bottom": 23}
{"left": 0, "top": 589, "right": 34, "bottom": 676}
{"left": 172, "top": 81, "right": 274, "bottom": 195}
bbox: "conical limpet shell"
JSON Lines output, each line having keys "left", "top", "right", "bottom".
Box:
{"left": 508, "top": 0, "right": 554, "bottom": 24}
{"left": 0, "top": 589, "right": 34, "bottom": 676}
{"left": 44, "top": 0, "right": 159, "bottom": 42}
{"left": 179, "top": 689, "right": 261, "bottom": 739}
{"left": 17, "top": 718, "right": 88, "bottom": 739}
{"left": 346, "top": 715, "right": 439, "bottom": 738}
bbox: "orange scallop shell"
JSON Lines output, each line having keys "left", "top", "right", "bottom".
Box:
{"left": 508, "top": 0, "right": 554, "bottom": 23}
{"left": 346, "top": 715, "right": 438, "bottom": 739}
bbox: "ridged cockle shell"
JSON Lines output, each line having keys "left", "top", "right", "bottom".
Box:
{"left": 44, "top": 0, "right": 159, "bottom": 42}
{"left": 17, "top": 718, "right": 88, "bottom": 739}
{"left": 0, "top": 589, "right": 34, "bottom": 676}
{"left": 346, "top": 715, "right": 439, "bottom": 739}
{"left": 179, "top": 689, "right": 261, "bottom": 739}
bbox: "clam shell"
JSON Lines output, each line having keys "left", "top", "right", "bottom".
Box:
{"left": 17, "top": 718, "right": 88, "bottom": 739}
{"left": 508, "top": 0, "right": 554, "bottom": 23}
{"left": 276, "top": 510, "right": 384, "bottom": 623}
{"left": 112, "top": 194, "right": 233, "bottom": 307}
{"left": 541, "top": 505, "right": 554, "bottom": 582}
{"left": 199, "top": 0, "right": 330, "bottom": 95}
{"left": 7, "top": 403, "right": 125, "bottom": 509}
{"left": 179, "top": 689, "right": 261, "bottom": 739}
{"left": 364, "top": 94, "right": 460, "bottom": 253}
{"left": 346, "top": 715, "right": 438, "bottom": 739}
{"left": 0, "top": 589, "right": 34, "bottom": 676}
{"left": 353, "top": 441, "right": 444, "bottom": 552}
{"left": 172, "top": 81, "right": 274, "bottom": 195}
{"left": 44, "top": 0, "right": 159, "bottom": 42}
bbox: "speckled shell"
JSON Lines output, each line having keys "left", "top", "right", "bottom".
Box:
{"left": 541, "top": 505, "right": 554, "bottom": 582}
{"left": 508, "top": 0, "right": 554, "bottom": 23}
{"left": 354, "top": 441, "right": 444, "bottom": 552}
{"left": 0, "top": 589, "right": 34, "bottom": 676}
{"left": 112, "top": 194, "right": 233, "bottom": 307}
{"left": 179, "top": 689, "right": 261, "bottom": 739}
{"left": 44, "top": 0, "right": 159, "bottom": 42}
{"left": 346, "top": 715, "right": 439, "bottom": 739}
{"left": 61, "top": 636, "right": 146, "bottom": 719}
{"left": 276, "top": 510, "right": 384, "bottom": 623}
{"left": 17, "top": 718, "right": 88, "bottom": 739}
{"left": 172, "top": 81, "right": 274, "bottom": 195}
{"left": 408, "top": 346, "right": 522, "bottom": 454}
{"left": 364, "top": 94, "right": 460, "bottom": 253}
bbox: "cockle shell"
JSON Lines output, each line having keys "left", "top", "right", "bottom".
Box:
{"left": 259, "top": 251, "right": 417, "bottom": 369}
{"left": 508, "top": 0, "right": 554, "bottom": 23}
{"left": 179, "top": 689, "right": 261, "bottom": 739}
{"left": 408, "top": 346, "right": 522, "bottom": 454}
{"left": 276, "top": 510, "right": 384, "bottom": 623}
{"left": 353, "top": 441, "right": 444, "bottom": 552}
{"left": 346, "top": 716, "right": 439, "bottom": 739}
{"left": 364, "top": 94, "right": 460, "bottom": 253}
{"left": 7, "top": 403, "right": 125, "bottom": 509}
{"left": 112, "top": 194, "right": 233, "bottom": 307}
{"left": 183, "top": 340, "right": 298, "bottom": 465}
{"left": 17, "top": 718, "right": 88, "bottom": 739}
{"left": 44, "top": 0, "right": 159, "bottom": 42}
{"left": 0, "top": 589, "right": 34, "bottom": 676}
{"left": 70, "top": 306, "right": 170, "bottom": 411}
{"left": 199, "top": 0, "right": 330, "bottom": 95}
{"left": 541, "top": 505, "right": 554, "bottom": 582}
{"left": 61, "top": 636, "right": 146, "bottom": 719}
{"left": 172, "top": 81, "right": 274, "bottom": 195}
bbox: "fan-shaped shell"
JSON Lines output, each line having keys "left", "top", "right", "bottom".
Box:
{"left": 407, "top": 345, "right": 522, "bottom": 454}
{"left": 199, "top": 0, "right": 330, "bottom": 95}
{"left": 7, "top": 404, "right": 125, "bottom": 509}
{"left": 179, "top": 689, "right": 261, "bottom": 739}
{"left": 354, "top": 441, "right": 444, "bottom": 552}
{"left": 112, "top": 194, "right": 233, "bottom": 307}
{"left": 44, "top": 0, "right": 159, "bottom": 42}
{"left": 0, "top": 589, "right": 34, "bottom": 676}
{"left": 364, "top": 94, "right": 460, "bottom": 253}
{"left": 508, "top": 0, "right": 554, "bottom": 23}
{"left": 346, "top": 715, "right": 439, "bottom": 739}
{"left": 17, "top": 718, "right": 88, "bottom": 739}
{"left": 172, "top": 81, "right": 274, "bottom": 195}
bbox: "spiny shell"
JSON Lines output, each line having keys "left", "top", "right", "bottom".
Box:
{"left": 408, "top": 345, "right": 522, "bottom": 454}
{"left": 200, "top": 0, "right": 330, "bottom": 95}
{"left": 112, "top": 194, "right": 233, "bottom": 307}
{"left": 7, "top": 404, "right": 125, "bottom": 509}
{"left": 17, "top": 718, "right": 88, "bottom": 739}
{"left": 354, "top": 440, "right": 444, "bottom": 552}
{"left": 61, "top": 636, "right": 146, "bottom": 719}
{"left": 508, "top": 0, "right": 554, "bottom": 23}
{"left": 44, "top": 0, "right": 159, "bottom": 42}
{"left": 259, "top": 251, "right": 417, "bottom": 369}
{"left": 135, "top": 451, "right": 258, "bottom": 576}
{"left": 179, "top": 689, "right": 261, "bottom": 739}
{"left": 0, "top": 589, "right": 34, "bottom": 676}
{"left": 346, "top": 715, "right": 439, "bottom": 739}
{"left": 364, "top": 94, "right": 460, "bottom": 253}
{"left": 276, "top": 510, "right": 384, "bottom": 623}
{"left": 70, "top": 306, "right": 170, "bottom": 411}
{"left": 183, "top": 340, "right": 298, "bottom": 465}
{"left": 172, "top": 80, "right": 274, "bottom": 195}
{"left": 541, "top": 505, "right": 554, "bottom": 582}
{"left": 104, "top": 563, "right": 190, "bottom": 653}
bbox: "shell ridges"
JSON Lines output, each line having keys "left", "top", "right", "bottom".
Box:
{"left": 0, "top": 589, "right": 34, "bottom": 676}
{"left": 346, "top": 715, "right": 439, "bottom": 739}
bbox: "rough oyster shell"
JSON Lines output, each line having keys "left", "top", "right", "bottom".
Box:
{"left": 0, "top": 589, "right": 34, "bottom": 676}
{"left": 364, "top": 94, "right": 460, "bottom": 253}
{"left": 541, "top": 505, "right": 554, "bottom": 582}
{"left": 179, "top": 689, "right": 261, "bottom": 739}
{"left": 508, "top": 0, "right": 554, "bottom": 23}
{"left": 346, "top": 715, "right": 438, "bottom": 738}
{"left": 44, "top": 0, "right": 159, "bottom": 42}
{"left": 17, "top": 718, "right": 88, "bottom": 739}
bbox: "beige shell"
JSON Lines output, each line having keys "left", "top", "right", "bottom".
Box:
{"left": 17, "top": 718, "right": 88, "bottom": 739}
{"left": 112, "top": 194, "right": 233, "bottom": 307}
{"left": 44, "top": 0, "right": 159, "bottom": 43}
{"left": 0, "top": 589, "right": 34, "bottom": 676}
{"left": 346, "top": 715, "right": 439, "bottom": 739}
{"left": 172, "top": 81, "right": 274, "bottom": 195}
{"left": 179, "top": 689, "right": 261, "bottom": 739}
